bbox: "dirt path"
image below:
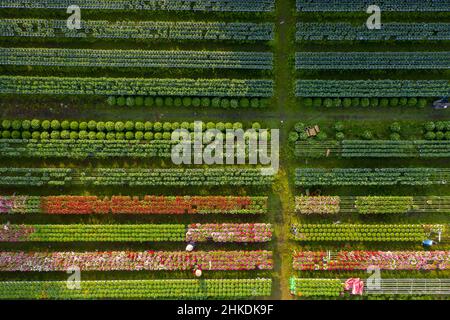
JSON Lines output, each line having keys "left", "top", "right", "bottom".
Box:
{"left": 273, "top": 0, "right": 296, "bottom": 300}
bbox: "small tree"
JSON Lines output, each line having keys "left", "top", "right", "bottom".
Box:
{"left": 288, "top": 131, "right": 299, "bottom": 142}
{"left": 362, "top": 130, "right": 373, "bottom": 140}
{"left": 424, "top": 121, "right": 435, "bottom": 132}
{"left": 390, "top": 122, "right": 401, "bottom": 133}
{"left": 336, "top": 132, "right": 345, "bottom": 141}
{"left": 390, "top": 133, "right": 401, "bottom": 141}
{"left": 334, "top": 122, "right": 344, "bottom": 132}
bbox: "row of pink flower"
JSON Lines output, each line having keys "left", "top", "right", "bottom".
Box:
{"left": 295, "top": 196, "right": 340, "bottom": 215}
{"left": 186, "top": 223, "right": 272, "bottom": 242}
{"left": 0, "top": 225, "right": 35, "bottom": 241}
{"left": 0, "top": 250, "right": 273, "bottom": 271}
{"left": 293, "top": 251, "right": 449, "bottom": 271}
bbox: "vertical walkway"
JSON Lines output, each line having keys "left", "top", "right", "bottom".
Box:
{"left": 273, "top": 0, "right": 296, "bottom": 299}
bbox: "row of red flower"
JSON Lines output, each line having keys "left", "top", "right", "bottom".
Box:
{"left": 0, "top": 195, "right": 267, "bottom": 214}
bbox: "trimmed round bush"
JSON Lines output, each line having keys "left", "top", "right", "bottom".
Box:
{"left": 436, "top": 131, "right": 445, "bottom": 140}
{"left": 88, "top": 131, "right": 97, "bottom": 140}
{"left": 390, "top": 133, "right": 401, "bottom": 141}
{"left": 288, "top": 131, "right": 299, "bottom": 142}
{"left": 174, "top": 97, "right": 183, "bottom": 107}
{"left": 230, "top": 99, "right": 239, "bottom": 109}
{"left": 424, "top": 121, "right": 435, "bottom": 132}
{"left": 155, "top": 97, "right": 164, "bottom": 107}
{"left": 126, "top": 97, "right": 135, "bottom": 107}
{"left": 125, "top": 121, "right": 134, "bottom": 131}
{"left": 125, "top": 131, "right": 134, "bottom": 140}
{"left": 390, "top": 122, "right": 401, "bottom": 133}
{"left": 323, "top": 98, "right": 333, "bottom": 108}
{"left": 135, "top": 96, "right": 144, "bottom": 107}
{"left": 50, "top": 131, "right": 60, "bottom": 140}
{"left": 87, "top": 120, "right": 97, "bottom": 131}
{"left": 211, "top": 98, "right": 221, "bottom": 108}
{"left": 11, "top": 120, "right": 22, "bottom": 130}
{"left": 163, "top": 122, "right": 172, "bottom": 131}
{"left": 115, "top": 132, "right": 125, "bottom": 140}
{"left": 114, "top": 121, "right": 125, "bottom": 132}
{"left": 70, "top": 132, "right": 79, "bottom": 140}
{"left": 299, "top": 132, "right": 309, "bottom": 141}
{"left": 1, "top": 120, "right": 11, "bottom": 129}
{"left": 334, "top": 122, "right": 344, "bottom": 132}
{"left": 336, "top": 132, "right": 345, "bottom": 141}
{"left": 361, "top": 98, "right": 370, "bottom": 108}
{"left": 240, "top": 98, "right": 250, "bottom": 108}
{"left": 60, "top": 130, "right": 70, "bottom": 139}
{"left": 70, "top": 121, "right": 79, "bottom": 131}
{"left": 1, "top": 130, "right": 11, "bottom": 139}
{"left": 351, "top": 98, "right": 360, "bottom": 107}
{"left": 362, "top": 130, "right": 373, "bottom": 140}
{"left": 164, "top": 97, "right": 174, "bottom": 107}
{"left": 294, "top": 122, "right": 306, "bottom": 133}
{"left": 96, "top": 121, "right": 105, "bottom": 132}
{"left": 153, "top": 122, "right": 162, "bottom": 132}
{"left": 106, "top": 132, "right": 115, "bottom": 140}
{"left": 192, "top": 98, "right": 201, "bottom": 107}
{"left": 78, "top": 131, "right": 88, "bottom": 139}
{"left": 201, "top": 98, "right": 211, "bottom": 108}
{"left": 144, "top": 121, "right": 153, "bottom": 131}
{"left": 220, "top": 99, "right": 230, "bottom": 108}
{"left": 21, "top": 120, "right": 31, "bottom": 130}
{"left": 250, "top": 98, "right": 260, "bottom": 108}
{"left": 105, "top": 121, "right": 115, "bottom": 131}
{"left": 144, "top": 132, "right": 154, "bottom": 140}
{"left": 182, "top": 97, "right": 192, "bottom": 107}
{"left": 407, "top": 98, "right": 418, "bottom": 107}
{"left": 107, "top": 96, "right": 116, "bottom": 106}
{"left": 135, "top": 122, "right": 144, "bottom": 131}
{"left": 144, "top": 97, "right": 154, "bottom": 107}
{"left": 50, "top": 120, "right": 60, "bottom": 130}
{"left": 379, "top": 98, "right": 389, "bottom": 107}
{"left": 79, "top": 122, "right": 88, "bottom": 131}
{"left": 21, "top": 131, "right": 31, "bottom": 139}
{"left": 425, "top": 132, "right": 436, "bottom": 140}
{"left": 135, "top": 131, "right": 144, "bottom": 140}
{"left": 32, "top": 131, "right": 41, "bottom": 140}
{"left": 40, "top": 131, "right": 50, "bottom": 139}
{"left": 41, "top": 120, "right": 51, "bottom": 130}
{"left": 117, "top": 96, "right": 126, "bottom": 107}
{"left": 342, "top": 98, "right": 352, "bottom": 108}
{"left": 96, "top": 132, "right": 106, "bottom": 140}
{"left": 389, "top": 98, "right": 399, "bottom": 107}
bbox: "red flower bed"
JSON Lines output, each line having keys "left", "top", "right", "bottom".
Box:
{"left": 41, "top": 196, "right": 266, "bottom": 214}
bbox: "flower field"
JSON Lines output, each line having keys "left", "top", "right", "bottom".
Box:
{"left": 0, "top": 0, "right": 449, "bottom": 303}
{"left": 0, "top": 279, "right": 273, "bottom": 299}
{"left": 0, "top": 250, "right": 273, "bottom": 271}
{"left": 293, "top": 251, "right": 449, "bottom": 271}
{"left": 0, "top": 223, "right": 273, "bottom": 242}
